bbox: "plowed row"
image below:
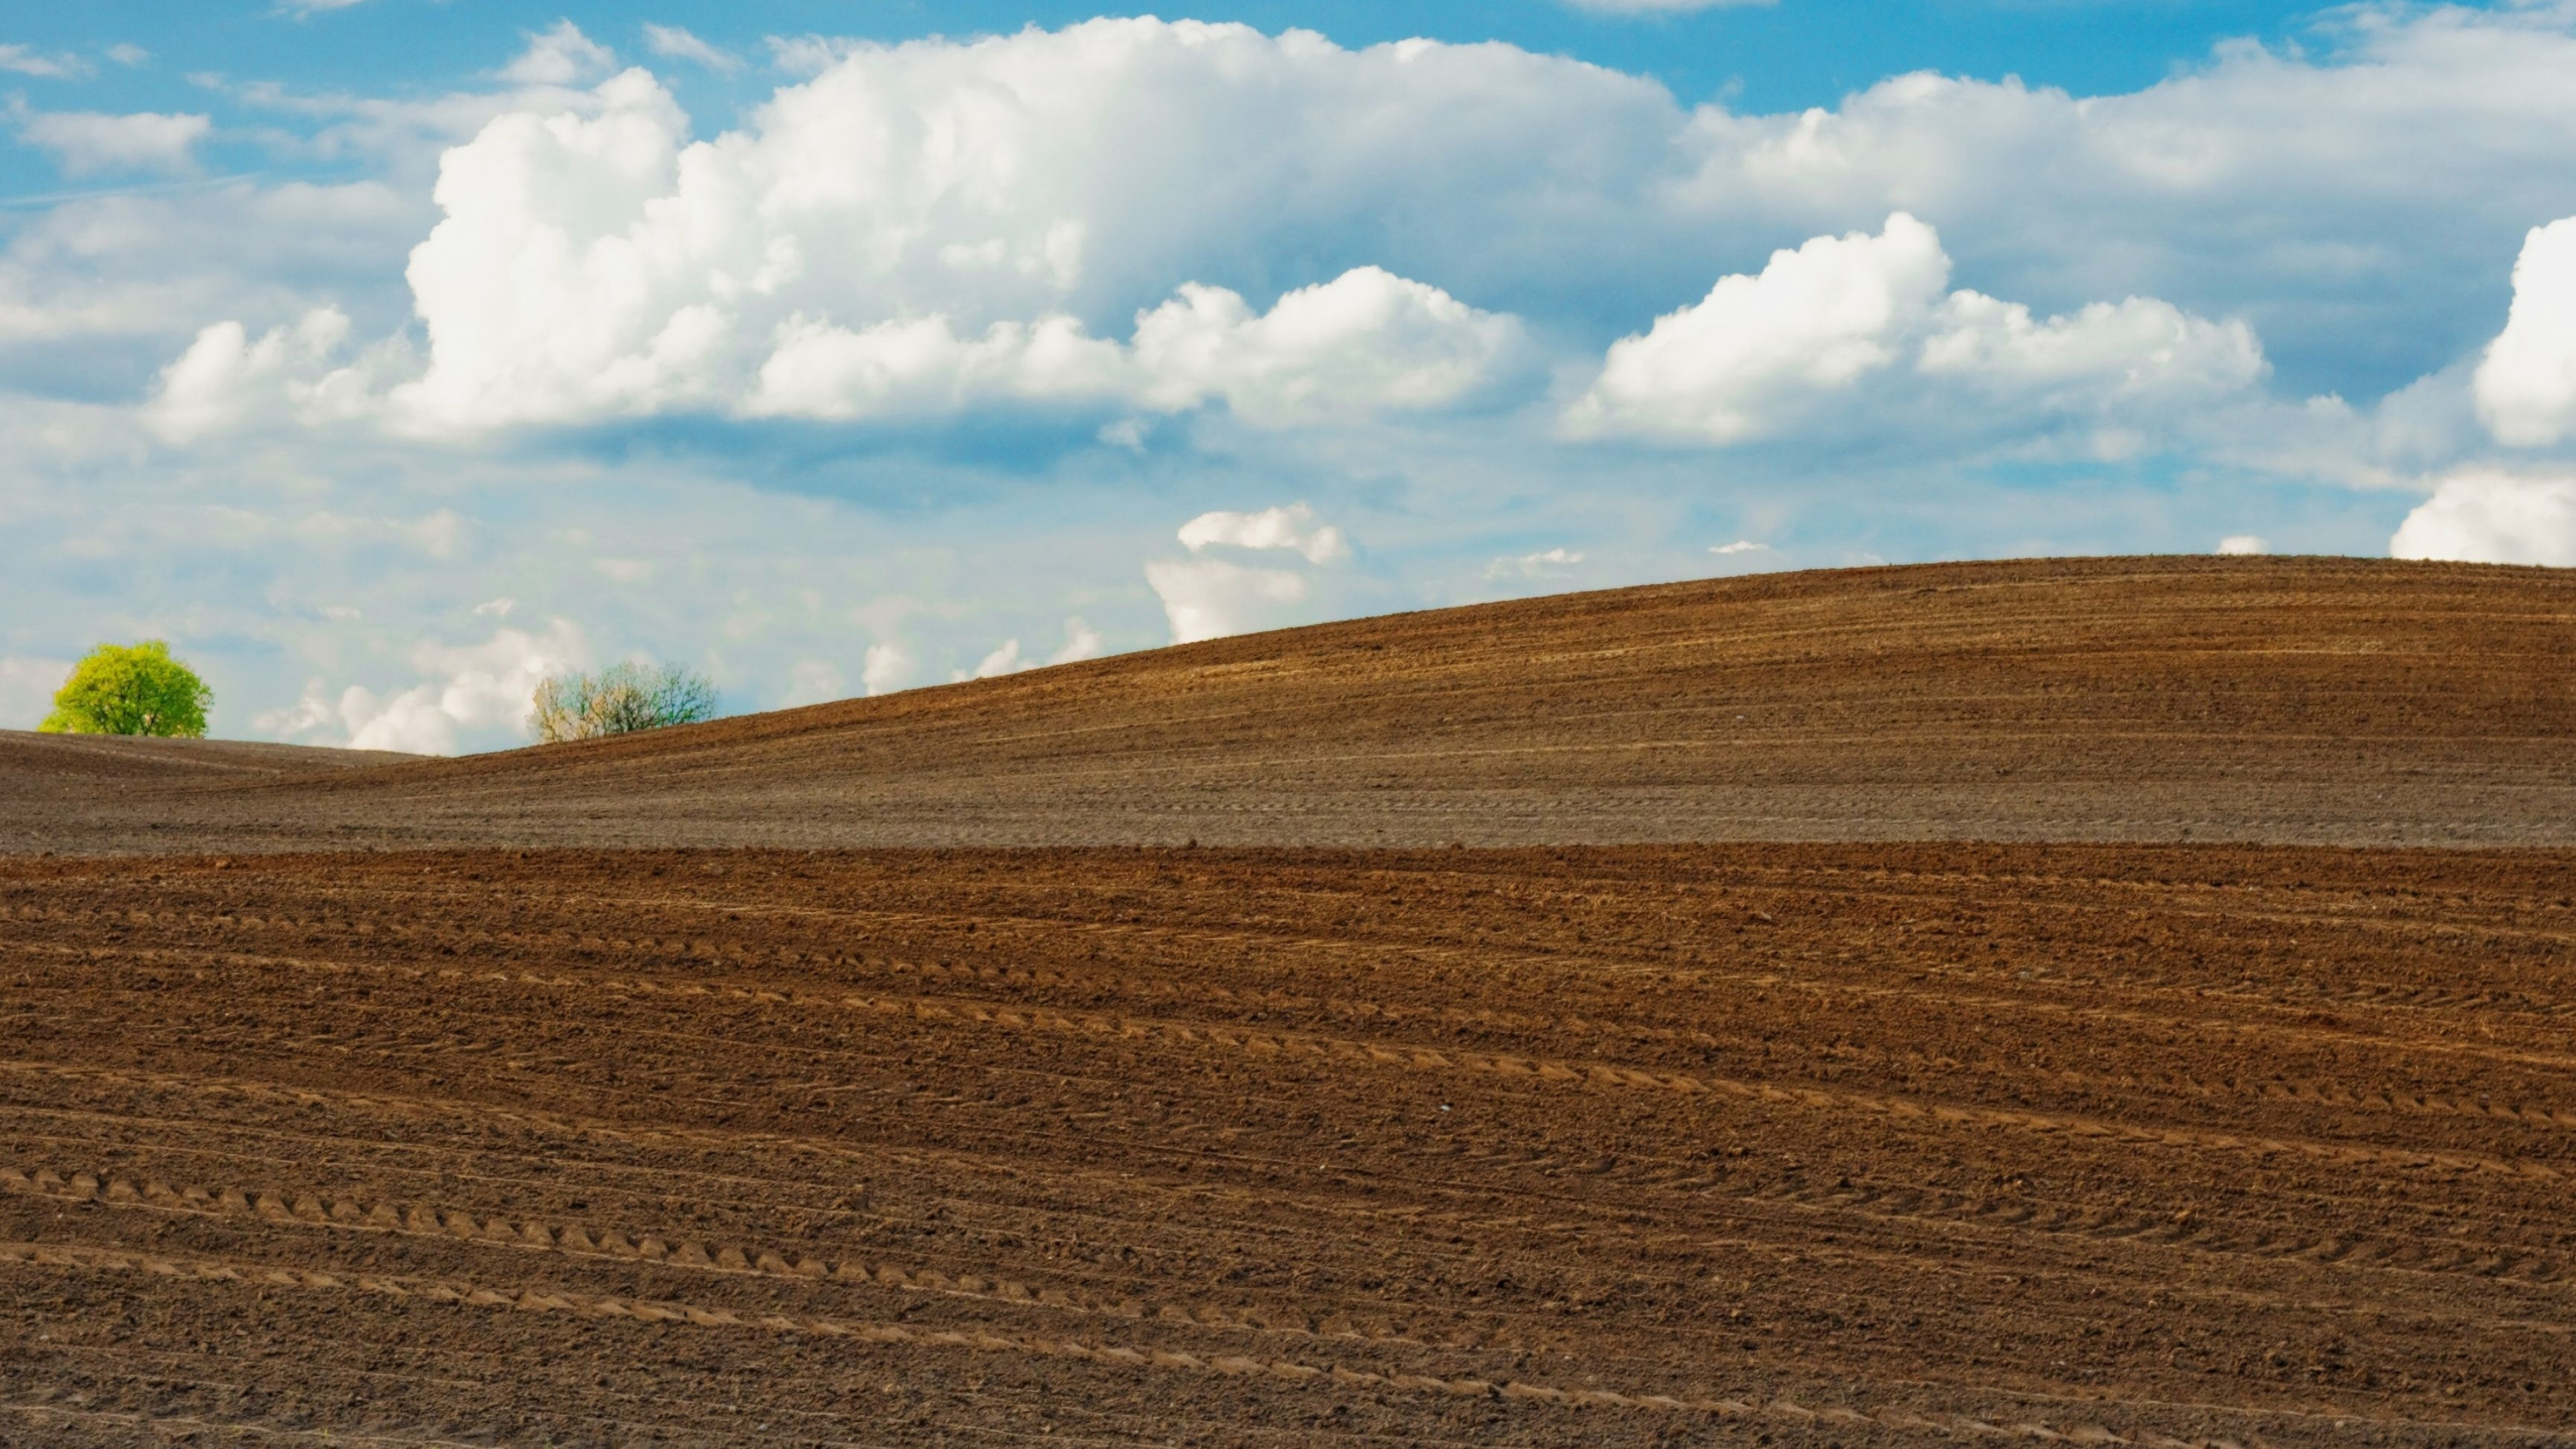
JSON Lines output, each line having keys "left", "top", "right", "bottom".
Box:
{"left": 5, "top": 844, "right": 2575, "bottom": 1446}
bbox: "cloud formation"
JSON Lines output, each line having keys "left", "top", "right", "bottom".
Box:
{"left": 2390, "top": 470, "right": 2576, "bottom": 568}
{"left": 2474, "top": 217, "right": 2576, "bottom": 448}
{"left": 861, "top": 643, "right": 916, "bottom": 696}
{"left": 1146, "top": 504, "right": 1352, "bottom": 643}
{"left": 386, "top": 49, "right": 1529, "bottom": 437}
{"left": 0, "top": 44, "right": 83, "bottom": 78}
{"left": 957, "top": 617, "right": 1107, "bottom": 680}
{"left": 1565, "top": 213, "right": 2262, "bottom": 444}
{"left": 1175, "top": 503, "right": 1350, "bottom": 564}
{"left": 261, "top": 620, "right": 589, "bottom": 755}
{"left": 17, "top": 109, "right": 210, "bottom": 175}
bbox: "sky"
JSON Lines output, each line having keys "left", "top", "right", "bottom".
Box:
{"left": 4, "top": 1, "right": 2575, "bottom": 752}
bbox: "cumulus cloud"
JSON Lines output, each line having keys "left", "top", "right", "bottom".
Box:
{"left": 1052, "top": 616, "right": 1105, "bottom": 665}
{"left": 955, "top": 616, "right": 1107, "bottom": 680}
{"left": 260, "top": 619, "right": 588, "bottom": 755}
{"left": 358, "top": 25, "right": 1569, "bottom": 434}
{"left": 1143, "top": 558, "right": 1313, "bottom": 645}
{"left": 738, "top": 270, "right": 1519, "bottom": 427}
{"left": 2390, "top": 470, "right": 2576, "bottom": 567}
{"left": 1711, "top": 539, "right": 1771, "bottom": 554}
{"left": 1566, "top": 213, "right": 1949, "bottom": 442}
{"left": 394, "top": 83, "right": 1519, "bottom": 439}
{"left": 961, "top": 639, "right": 1028, "bottom": 681}
{"left": 2473, "top": 217, "right": 2576, "bottom": 448}
{"left": 144, "top": 307, "right": 388, "bottom": 443}
{"left": 1920, "top": 292, "right": 2263, "bottom": 401}
{"left": 1566, "top": 213, "right": 2263, "bottom": 444}
{"left": 2216, "top": 534, "right": 2269, "bottom": 555}
{"left": 1146, "top": 503, "right": 1352, "bottom": 643}
{"left": 642, "top": 23, "right": 742, "bottom": 74}
{"left": 747, "top": 313, "right": 1122, "bottom": 423}
{"left": 861, "top": 642, "right": 916, "bottom": 696}
{"left": 1129, "top": 268, "right": 1526, "bottom": 426}
{"left": 119, "top": 10, "right": 2576, "bottom": 478}
{"left": 1176, "top": 503, "right": 1349, "bottom": 564}
{"left": 17, "top": 109, "right": 210, "bottom": 176}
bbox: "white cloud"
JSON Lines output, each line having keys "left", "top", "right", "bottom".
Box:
{"left": 861, "top": 641, "right": 916, "bottom": 696}
{"left": 472, "top": 596, "right": 517, "bottom": 617}
{"left": 746, "top": 313, "right": 1123, "bottom": 423}
{"left": 394, "top": 94, "right": 1517, "bottom": 438}
{"left": 1921, "top": 291, "right": 2264, "bottom": 401}
{"left": 737, "top": 269, "right": 1518, "bottom": 428}
{"left": 17, "top": 109, "right": 211, "bottom": 176}
{"left": 1143, "top": 557, "right": 1313, "bottom": 645}
{"left": 1129, "top": 267, "right": 1525, "bottom": 426}
{"left": 1566, "top": 213, "right": 2262, "bottom": 444}
{"left": 2473, "top": 216, "right": 2576, "bottom": 448}
{"left": 1486, "top": 546, "right": 1585, "bottom": 580}
{"left": 362, "top": 25, "right": 1572, "bottom": 434}
{"left": 2390, "top": 469, "right": 2576, "bottom": 567}
{"left": 643, "top": 23, "right": 743, "bottom": 75}
{"left": 260, "top": 619, "right": 589, "bottom": 755}
{"left": 146, "top": 307, "right": 380, "bottom": 443}
{"left": 1176, "top": 503, "right": 1349, "bottom": 564}
{"left": 1566, "top": 213, "right": 1950, "bottom": 443}
{"left": 1, "top": 656, "right": 74, "bottom": 729}
{"left": 1710, "top": 539, "right": 1771, "bottom": 554}
{"left": 0, "top": 45, "right": 82, "bottom": 78}
{"left": 957, "top": 616, "right": 1107, "bottom": 680}
{"left": 1050, "top": 616, "right": 1104, "bottom": 665}
{"left": 2216, "top": 534, "right": 2269, "bottom": 555}
{"left": 1146, "top": 502, "right": 1352, "bottom": 643}
{"left": 280, "top": 0, "right": 372, "bottom": 15}
{"left": 962, "top": 638, "right": 1029, "bottom": 680}
{"left": 105, "top": 45, "right": 150, "bottom": 68}
{"left": 501, "top": 21, "right": 617, "bottom": 87}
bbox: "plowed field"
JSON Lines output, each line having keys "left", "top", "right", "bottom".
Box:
{"left": 9, "top": 555, "right": 2576, "bottom": 856}
{"left": 8, "top": 844, "right": 2576, "bottom": 1446}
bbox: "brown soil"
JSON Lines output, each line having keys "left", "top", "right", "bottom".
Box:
{"left": 9, "top": 557, "right": 2576, "bottom": 1445}
{"left": 9, "top": 555, "right": 2576, "bottom": 856}
{"left": 7, "top": 844, "right": 2576, "bottom": 1446}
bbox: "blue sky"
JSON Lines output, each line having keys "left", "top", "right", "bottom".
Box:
{"left": 4, "top": 1, "right": 2575, "bottom": 749}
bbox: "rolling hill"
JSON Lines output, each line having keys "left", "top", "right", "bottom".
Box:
{"left": 9, "top": 554, "right": 2573, "bottom": 854}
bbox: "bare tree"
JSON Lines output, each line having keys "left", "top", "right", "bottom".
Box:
{"left": 529, "top": 662, "right": 720, "bottom": 743}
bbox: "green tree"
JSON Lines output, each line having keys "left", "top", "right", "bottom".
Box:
{"left": 529, "top": 661, "right": 720, "bottom": 743}
{"left": 40, "top": 641, "right": 213, "bottom": 738}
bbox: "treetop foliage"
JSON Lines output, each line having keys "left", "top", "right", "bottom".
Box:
{"left": 40, "top": 641, "right": 213, "bottom": 738}
{"left": 529, "top": 661, "right": 720, "bottom": 743}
